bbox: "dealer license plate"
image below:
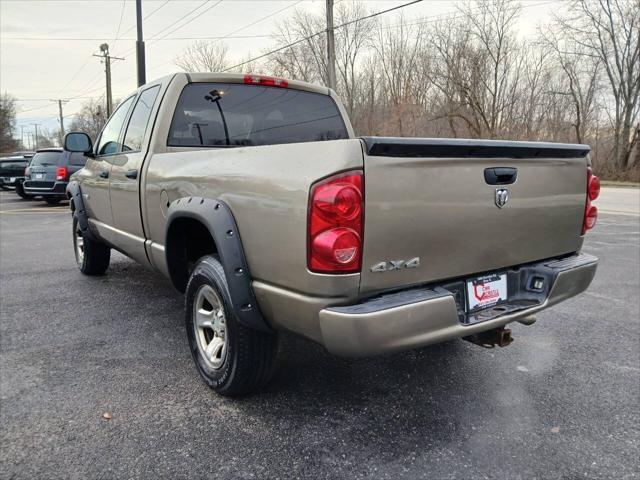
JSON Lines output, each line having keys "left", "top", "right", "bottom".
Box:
{"left": 34, "top": 173, "right": 45, "bottom": 180}
{"left": 466, "top": 273, "right": 508, "bottom": 311}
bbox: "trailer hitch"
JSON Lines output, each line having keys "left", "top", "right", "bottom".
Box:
{"left": 463, "top": 327, "right": 513, "bottom": 348}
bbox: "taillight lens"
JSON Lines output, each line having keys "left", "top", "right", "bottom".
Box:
{"left": 582, "top": 168, "right": 599, "bottom": 234}
{"left": 308, "top": 171, "right": 363, "bottom": 273}
{"left": 56, "top": 167, "right": 68, "bottom": 181}
{"left": 244, "top": 74, "right": 288, "bottom": 88}
{"left": 588, "top": 172, "right": 600, "bottom": 200}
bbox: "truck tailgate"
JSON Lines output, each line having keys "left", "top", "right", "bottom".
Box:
{"left": 359, "top": 137, "right": 590, "bottom": 293}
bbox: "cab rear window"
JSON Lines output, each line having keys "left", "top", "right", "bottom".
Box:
{"left": 168, "top": 83, "right": 348, "bottom": 147}
{"left": 30, "top": 151, "right": 61, "bottom": 166}
{"left": 69, "top": 152, "right": 87, "bottom": 166}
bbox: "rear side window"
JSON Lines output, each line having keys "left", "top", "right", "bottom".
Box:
{"left": 168, "top": 83, "right": 348, "bottom": 147}
{"left": 123, "top": 85, "right": 160, "bottom": 152}
{"left": 68, "top": 152, "right": 87, "bottom": 166}
{"left": 30, "top": 151, "right": 62, "bottom": 166}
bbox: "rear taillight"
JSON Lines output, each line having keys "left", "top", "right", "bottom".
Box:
{"left": 308, "top": 171, "right": 363, "bottom": 273}
{"left": 244, "top": 74, "right": 288, "bottom": 88}
{"left": 56, "top": 167, "right": 68, "bottom": 181}
{"left": 582, "top": 168, "right": 600, "bottom": 234}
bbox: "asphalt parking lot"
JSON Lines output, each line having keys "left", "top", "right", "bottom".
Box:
{"left": 1, "top": 188, "right": 639, "bottom": 480}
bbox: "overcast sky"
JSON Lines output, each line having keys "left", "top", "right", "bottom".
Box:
{"left": 0, "top": 0, "right": 559, "bottom": 142}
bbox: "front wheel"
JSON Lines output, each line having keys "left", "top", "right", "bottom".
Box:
{"left": 72, "top": 215, "right": 110, "bottom": 275}
{"left": 185, "top": 256, "right": 277, "bottom": 396}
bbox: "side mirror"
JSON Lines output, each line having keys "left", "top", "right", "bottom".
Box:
{"left": 64, "top": 132, "right": 93, "bottom": 155}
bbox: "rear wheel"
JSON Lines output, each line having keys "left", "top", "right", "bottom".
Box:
{"left": 72, "top": 215, "right": 110, "bottom": 275}
{"left": 185, "top": 255, "right": 277, "bottom": 396}
{"left": 15, "top": 182, "right": 33, "bottom": 200}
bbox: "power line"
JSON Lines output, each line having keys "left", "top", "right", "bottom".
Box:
{"left": 2, "top": 35, "right": 272, "bottom": 41}
{"left": 140, "top": 0, "right": 303, "bottom": 75}
{"left": 111, "top": 0, "right": 212, "bottom": 58}
{"left": 3, "top": 0, "right": 301, "bottom": 43}
{"left": 117, "top": 0, "right": 171, "bottom": 38}
{"left": 150, "top": 0, "right": 225, "bottom": 44}
{"left": 223, "top": 0, "right": 424, "bottom": 72}
{"left": 54, "top": 55, "right": 95, "bottom": 96}
{"left": 111, "top": 0, "right": 128, "bottom": 50}
{"left": 221, "top": 0, "right": 304, "bottom": 39}
{"left": 147, "top": 0, "right": 211, "bottom": 41}
{"left": 14, "top": 96, "right": 102, "bottom": 102}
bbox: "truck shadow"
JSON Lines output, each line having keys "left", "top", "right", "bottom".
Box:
{"left": 102, "top": 255, "right": 521, "bottom": 458}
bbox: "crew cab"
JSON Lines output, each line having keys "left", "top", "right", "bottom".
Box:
{"left": 64, "top": 73, "right": 599, "bottom": 396}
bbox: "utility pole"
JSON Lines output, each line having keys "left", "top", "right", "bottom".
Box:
{"left": 32, "top": 123, "right": 41, "bottom": 150}
{"left": 325, "top": 0, "right": 337, "bottom": 91}
{"left": 20, "top": 125, "right": 26, "bottom": 150}
{"left": 50, "top": 99, "right": 69, "bottom": 145}
{"left": 136, "top": 0, "right": 146, "bottom": 87}
{"left": 94, "top": 43, "right": 123, "bottom": 117}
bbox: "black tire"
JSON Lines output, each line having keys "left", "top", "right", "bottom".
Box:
{"left": 45, "top": 198, "right": 61, "bottom": 205}
{"left": 72, "top": 215, "right": 110, "bottom": 275}
{"left": 15, "top": 182, "right": 34, "bottom": 200}
{"left": 185, "top": 255, "right": 277, "bottom": 396}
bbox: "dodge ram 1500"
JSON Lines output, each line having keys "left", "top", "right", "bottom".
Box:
{"left": 65, "top": 72, "right": 599, "bottom": 396}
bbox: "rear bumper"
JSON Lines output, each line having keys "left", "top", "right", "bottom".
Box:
{"left": 319, "top": 252, "right": 598, "bottom": 356}
{"left": 0, "top": 177, "right": 24, "bottom": 187}
{"left": 23, "top": 180, "right": 68, "bottom": 197}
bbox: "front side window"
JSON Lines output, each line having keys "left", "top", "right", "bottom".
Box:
{"left": 30, "top": 151, "right": 62, "bottom": 166}
{"left": 168, "top": 83, "right": 348, "bottom": 147}
{"left": 123, "top": 86, "right": 160, "bottom": 152}
{"left": 97, "top": 96, "right": 135, "bottom": 155}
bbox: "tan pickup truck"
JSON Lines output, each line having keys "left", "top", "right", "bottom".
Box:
{"left": 64, "top": 72, "right": 600, "bottom": 396}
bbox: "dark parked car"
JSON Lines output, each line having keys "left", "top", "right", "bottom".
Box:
{"left": 23, "top": 148, "right": 87, "bottom": 204}
{"left": 0, "top": 154, "right": 33, "bottom": 198}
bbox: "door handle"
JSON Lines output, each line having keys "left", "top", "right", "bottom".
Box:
{"left": 484, "top": 167, "right": 517, "bottom": 185}
{"left": 124, "top": 169, "right": 138, "bottom": 180}
{"left": 99, "top": 171, "right": 109, "bottom": 179}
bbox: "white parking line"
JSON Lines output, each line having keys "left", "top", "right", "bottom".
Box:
{"left": 0, "top": 207, "right": 69, "bottom": 214}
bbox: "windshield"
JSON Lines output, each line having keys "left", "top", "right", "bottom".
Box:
{"left": 168, "top": 83, "right": 349, "bottom": 147}
{"left": 30, "top": 151, "right": 62, "bottom": 166}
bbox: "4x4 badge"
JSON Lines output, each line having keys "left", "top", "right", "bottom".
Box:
{"left": 371, "top": 257, "right": 420, "bottom": 273}
{"left": 495, "top": 188, "right": 509, "bottom": 208}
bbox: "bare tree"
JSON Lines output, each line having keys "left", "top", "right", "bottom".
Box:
{"left": 0, "top": 94, "right": 19, "bottom": 153}
{"left": 540, "top": 24, "right": 602, "bottom": 144}
{"left": 167, "top": 0, "right": 638, "bottom": 180}
{"left": 553, "top": 0, "right": 640, "bottom": 168}
{"left": 266, "top": 10, "right": 326, "bottom": 83}
{"left": 67, "top": 98, "right": 107, "bottom": 143}
{"left": 333, "top": 2, "right": 377, "bottom": 119}
{"left": 457, "top": 0, "right": 523, "bottom": 138}
{"left": 372, "top": 16, "right": 425, "bottom": 135}
{"left": 174, "top": 41, "right": 230, "bottom": 72}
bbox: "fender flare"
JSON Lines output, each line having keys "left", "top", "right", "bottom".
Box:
{"left": 66, "top": 180, "right": 97, "bottom": 241}
{"left": 165, "top": 197, "right": 271, "bottom": 333}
